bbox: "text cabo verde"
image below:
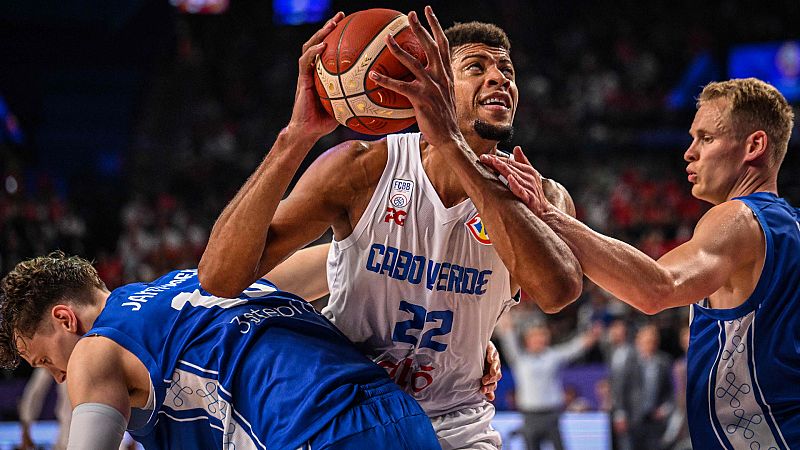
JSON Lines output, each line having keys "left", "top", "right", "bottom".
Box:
{"left": 365, "top": 243, "right": 492, "bottom": 295}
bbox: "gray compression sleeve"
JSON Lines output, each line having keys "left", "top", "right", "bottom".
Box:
{"left": 66, "top": 403, "right": 127, "bottom": 450}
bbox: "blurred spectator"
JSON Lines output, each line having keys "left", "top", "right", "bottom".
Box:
{"left": 604, "top": 319, "right": 636, "bottom": 450}
{"left": 496, "top": 314, "right": 602, "bottom": 450}
{"left": 628, "top": 325, "right": 675, "bottom": 450}
{"left": 662, "top": 326, "right": 692, "bottom": 450}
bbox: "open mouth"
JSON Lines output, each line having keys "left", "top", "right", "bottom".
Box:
{"left": 478, "top": 93, "right": 512, "bottom": 110}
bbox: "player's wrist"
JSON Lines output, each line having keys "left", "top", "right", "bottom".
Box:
{"left": 279, "top": 124, "right": 321, "bottom": 149}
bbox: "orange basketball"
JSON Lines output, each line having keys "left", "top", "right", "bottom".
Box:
{"left": 314, "top": 9, "right": 427, "bottom": 135}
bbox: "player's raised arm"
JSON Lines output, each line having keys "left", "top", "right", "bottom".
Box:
{"left": 198, "top": 13, "right": 346, "bottom": 298}
{"left": 481, "top": 151, "right": 764, "bottom": 314}
{"left": 369, "top": 6, "right": 583, "bottom": 312}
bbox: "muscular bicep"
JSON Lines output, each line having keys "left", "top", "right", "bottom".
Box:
{"left": 655, "top": 201, "right": 763, "bottom": 308}
{"left": 259, "top": 141, "right": 369, "bottom": 274}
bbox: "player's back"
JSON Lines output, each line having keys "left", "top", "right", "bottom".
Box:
{"left": 687, "top": 192, "right": 800, "bottom": 449}
{"left": 87, "top": 269, "right": 390, "bottom": 449}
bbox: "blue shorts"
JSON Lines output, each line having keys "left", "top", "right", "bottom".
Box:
{"left": 305, "top": 378, "right": 440, "bottom": 449}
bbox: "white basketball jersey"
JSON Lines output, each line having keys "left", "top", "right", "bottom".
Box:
{"left": 324, "top": 132, "right": 515, "bottom": 416}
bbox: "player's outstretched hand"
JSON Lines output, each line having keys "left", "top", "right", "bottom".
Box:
{"left": 481, "top": 340, "right": 502, "bottom": 401}
{"left": 480, "top": 147, "right": 552, "bottom": 216}
{"left": 368, "top": 6, "right": 462, "bottom": 148}
{"left": 287, "top": 11, "right": 345, "bottom": 141}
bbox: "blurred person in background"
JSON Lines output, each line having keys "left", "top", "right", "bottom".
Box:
{"left": 495, "top": 314, "right": 601, "bottom": 450}
{"left": 662, "top": 326, "right": 692, "bottom": 450}
{"left": 603, "top": 318, "right": 635, "bottom": 450}
{"left": 628, "top": 324, "right": 674, "bottom": 450}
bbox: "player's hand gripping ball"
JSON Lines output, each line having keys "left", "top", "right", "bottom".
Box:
{"left": 314, "top": 8, "right": 427, "bottom": 135}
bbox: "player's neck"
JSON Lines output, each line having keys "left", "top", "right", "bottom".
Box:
{"left": 725, "top": 171, "right": 778, "bottom": 202}
{"left": 79, "top": 289, "right": 111, "bottom": 333}
{"left": 419, "top": 142, "right": 470, "bottom": 207}
{"left": 462, "top": 130, "right": 499, "bottom": 157}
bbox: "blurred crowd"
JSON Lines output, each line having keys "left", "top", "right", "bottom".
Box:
{"left": 1, "top": 1, "right": 799, "bottom": 448}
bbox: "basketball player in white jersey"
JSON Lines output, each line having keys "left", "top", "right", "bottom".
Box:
{"left": 199, "top": 7, "right": 583, "bottom": 449}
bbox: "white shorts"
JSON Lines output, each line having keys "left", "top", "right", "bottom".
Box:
{"left": 430, "top": 401, "right": 502, "bottom": 450}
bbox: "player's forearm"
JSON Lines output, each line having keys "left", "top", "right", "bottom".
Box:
{"left": 199, "top": 126, "right": 317, "bottom": 297}
{"left": 440, "top": 140, "right": 583, "bottom": 311}
{"left": 541, "top": 208, "right": 681, "bottom": 314}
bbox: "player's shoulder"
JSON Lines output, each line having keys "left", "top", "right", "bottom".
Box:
{"left": 696, "top": 199, "right": 762, "bottom": 242}
{"left": 700, "top": 199, "right": 757, "bottom": 225}
{"left": 316, "top": 137, "right": 389, "bottom": 190}
{"left": 541, "top": 177, "right": 575, "bottom": 216}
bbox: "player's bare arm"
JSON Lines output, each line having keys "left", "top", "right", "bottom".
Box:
{"left": 198, "top": 12, "right": 353, "bottom": 297}
{"left": 264, "top": 243, "right": 331, "bottom": 300}
{"left": 482, "top": 152, "right": 765, "bottom": 313}
{"left": 65, "top": 336, "right": 151, "bottom": 449}
{"left": 369, "top": 7, "right": 583, "bottom": 312}
{"left": 67, "top": 336, "right": 151, "bottom": 415}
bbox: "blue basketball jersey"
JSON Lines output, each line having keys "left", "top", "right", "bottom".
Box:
{"left": 85, "top": 270, "right": 391, "bottom": 450}
{"left": 687, "top": 192, "right": 800, "bottom": 449}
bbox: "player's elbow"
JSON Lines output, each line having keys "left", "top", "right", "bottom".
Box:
{"left": 632, "top": 284, "right": 673, "bottom": 315}
{"left": 536, "top": 275, "right": 583, "bottom": 314}
{"left": 197, "top": 263, "right": 247, "bottom": 299}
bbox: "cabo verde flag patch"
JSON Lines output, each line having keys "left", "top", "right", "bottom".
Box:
{"left": 465, "top": 213, "right": 492, "bottom": 245}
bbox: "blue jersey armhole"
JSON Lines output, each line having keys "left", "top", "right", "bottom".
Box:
{"left": 735, "top": 197, "right": 775, "bottom": 312}
{"left": 85, "top": 326, "right": 164, "bottom": 435}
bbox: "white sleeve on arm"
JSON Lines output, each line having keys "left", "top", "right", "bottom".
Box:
{"left": 67, "top": 403, "right": 127, "bottom": 450}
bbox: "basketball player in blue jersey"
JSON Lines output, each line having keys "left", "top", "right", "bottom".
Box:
{"left": 482, "top": 77, "right": 799, "bottom": 449}
{"left": 0, "top": 251, "right": 440, "bottom": 450}
{"left": 199, "top": 7, "right": 583, "bottom": 449}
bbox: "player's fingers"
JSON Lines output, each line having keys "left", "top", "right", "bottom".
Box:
{"left": 301, "top": 12, "right": 344, "bottom": 54}
{"left": 513, "top": 146, "right": 533, "bottom": 166}
{"left": 369, "top": 70, "right": 414, "bottom": 97}
{"left": 407, "top": 11, "right": 438, "bottom": 67}
{"left": 424, "top": 6, "right": 452, "bottom": 78}
{"left": 384, "top": 34, "right": 429, "bottom": 83}
{"left": 480, "top": 155, "right": 515, "bottom": 179}
{"left": 298, "top": 42, "right": 327, "bottom": 73}
{"left": 504, "top": 158, "right": 543, "bottom": 183}
{"left": 508, "top": 174, "right": 533, "bottom": 205}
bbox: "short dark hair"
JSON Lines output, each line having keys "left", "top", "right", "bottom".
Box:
{"left": 444, "top": 21, "right": 511, "bottom": 53}
{"left": 0, "top": 251, "right": 106, "bottom": 369}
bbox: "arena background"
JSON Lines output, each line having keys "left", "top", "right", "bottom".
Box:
{"left": 0, "top": 0, "right": 798, "bottom": 448}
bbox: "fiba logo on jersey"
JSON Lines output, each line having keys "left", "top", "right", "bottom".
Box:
{"left": 465, "top": 213, "right": 492, "bottom": 245}
{"left": 391, "top": 193, "right": 409, "bottom": 208}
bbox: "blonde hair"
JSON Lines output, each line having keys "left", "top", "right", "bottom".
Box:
{"left": 698, "top": 78, "right": 794, "bottom": 166}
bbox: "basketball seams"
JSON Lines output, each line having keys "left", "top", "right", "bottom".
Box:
{"left": 339, "top": 14, "right": 407, "bottom": 133}
{"left": 314, "top": 10, "right": 419, "bottom": 134}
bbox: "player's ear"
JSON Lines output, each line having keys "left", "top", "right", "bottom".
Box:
{"left": 51, "top": 305, "right": 79, "bottom": 333}
{"left": 744, "top": 130, "right": 768, "bottom": 163}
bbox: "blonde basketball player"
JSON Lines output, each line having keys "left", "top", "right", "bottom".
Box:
{"left": 199, "top": 7, "right": 582, "bottom": 449}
